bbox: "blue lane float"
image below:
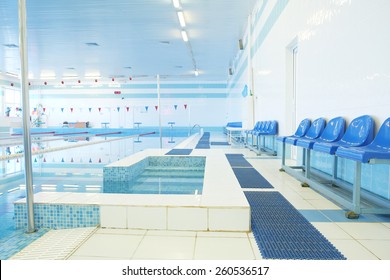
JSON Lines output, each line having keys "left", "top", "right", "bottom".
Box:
{"left": 245, "top": 191, "right": 346, "bottom": 260}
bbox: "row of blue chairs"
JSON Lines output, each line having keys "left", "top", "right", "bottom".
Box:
{"left": 278, "top": 115, "right": 390, "bottom": 163}
{"left": 277, "top": 115, "right": 390, "bottom": 217}
{"left": 245, "top": 120, "right": 278, "bottom": 155}
{"left": 245, "top": 120, "right": 278, "bottom": 137}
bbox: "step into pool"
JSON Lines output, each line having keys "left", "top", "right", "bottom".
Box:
{"left": 103, "top": 167, "right": 204, "bottom": 195}
{"left": 103, "top": 155, "right": 206, "bottom": 195}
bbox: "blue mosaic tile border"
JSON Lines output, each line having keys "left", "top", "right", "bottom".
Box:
{"left": 104, "top": 156, "right": 206, "bottom": 182}
{"left": 14, "top": 204, "right": 100, "bottom": 229}
{"left": 148, "top": 156, "right": 206, "bottom": 168}
{"left": 103, "top": 158, "right": 148, "bottom": 182}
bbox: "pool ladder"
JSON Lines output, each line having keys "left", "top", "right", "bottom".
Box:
{"left": 190, "top": 124, "right": 202, "bottom": 135}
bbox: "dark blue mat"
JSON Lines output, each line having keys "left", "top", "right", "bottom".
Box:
{"left": 195, "top": 145, "right": 210, "bottom": 149}
{"left": 195, "top": 132, "right": 210, "bottom": 149}
{"left": 232, "top": 167, "right": 273, "bottom": 188}
{"left": 245, "top": 191, "right": 346, "bottom": 260}
{"left": 211, "top": 141, "right": 230, "bottom": 146}
{"left": 165, "top": 149, "right": 193, "bottom": 155}
{"left": 225, "top": 154, "right": 253, "bottom": 167}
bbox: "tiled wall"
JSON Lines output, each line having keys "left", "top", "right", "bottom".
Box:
{"left": 14, "top": 204, "right": 100, "bottom": 229}
{"left": 103, "top": 158, "right": 148, "bottom": 182}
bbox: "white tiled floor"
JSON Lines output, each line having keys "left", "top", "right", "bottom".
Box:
{"left": 67, "top": 229, "right": 261, "bottom": 260}
{"left": 11, "top": 138, "right": 390, "bottom": 260}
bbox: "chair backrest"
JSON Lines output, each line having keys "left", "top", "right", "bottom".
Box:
{"left": 261, "top": 121, "right": 271, "bottom": 133}
{"left": 339, "top": 115, "right": 374, "bottom": 146}
{"left": 319, "top": 116, "right": 345, "bottom": 142}
{"left": 294, "top": 118, "right": 311, "bottom": 137}
{"left": 304, "top": 118, "right": 326, "bottom": 139}
{"left": 371, "top": 117, "right": 390, "bottom": 148}
{"left": 267, "top": 120, "right": 278, "bottom": 135}
{"left": 254, "top": 121, "right": 262, "bottom": 130}
{"left": 257, "top": 121, "right": 265, "bottom": 131}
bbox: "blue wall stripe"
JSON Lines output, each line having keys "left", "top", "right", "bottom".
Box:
{"left": 27, "top": 83, "right": 227, "bottom": 91}
{"left": 228, "top": 57, "right": 248, "bottom": 91}
{"left": 228, "top": 0, "right": 289, "bottom": 93}
{"left": 251, "top": 0, "right": 269, "bottom": 33}
{"left": 33, "top": 93, "right": 227, "bottom": 99}
{"left": 251, "top": 0, "right": 289, "bottom": 59}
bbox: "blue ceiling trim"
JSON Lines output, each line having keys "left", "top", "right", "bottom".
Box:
{"left": 34, "top": 93, "right": 228, "bottom": 99}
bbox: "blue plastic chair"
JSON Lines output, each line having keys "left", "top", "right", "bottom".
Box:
{"left": 255, "top": 121, "right": 271, "bottom": 136}
{"left": 296, "top": 117, "right": 345, "bottom": 149}
{"left": 277, "top": 118, "right": 311, "bottom": 143}
{"left": 264, "top": 120, "right": 278, "bottom": 135}
{"left": 336, "top": 117, "right": 390, "bottom": 163}
{"left": 313, "top": 115, "right": 374, "bottom": 155}
{"left": 246, "top": 121, "right": 261, "bottom": 134}
{"left": 285, "top": 118, "right": 325, "bottom": 145}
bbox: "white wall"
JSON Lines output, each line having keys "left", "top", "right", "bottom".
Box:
{"left": 232, "top": 0, "right": 390, "bottom": 199}
{"left": 251, "top": 0, "right": 390, "bottom": 135}
{"left": 25, "top": 81, "right": 228, "bottom": 128}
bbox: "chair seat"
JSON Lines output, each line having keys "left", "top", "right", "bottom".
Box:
{"left": 285, "top": 136, "right": 300, "bottom": 145}
{"left": 336, "top": 145, "right": 390, "bottom": 163}
{"left": 295, "top": 138, "right": 316, "bottom": 149}
{"left": 312, "top": 141, "right": 346, "bottom": 155}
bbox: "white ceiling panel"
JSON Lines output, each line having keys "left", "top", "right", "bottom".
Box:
{"left": 0, "top": 0, "right": 257, "bottom": 83}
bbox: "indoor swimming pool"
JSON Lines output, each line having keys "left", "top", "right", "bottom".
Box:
{"left": 103, "top": 167, "right": 204, "bottom": 195}
{"left": 0, "top": 127, "right": 201, "bottom": 258}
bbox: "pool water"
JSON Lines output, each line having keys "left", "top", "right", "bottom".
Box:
{"left": 103, "top": 167, "right": 204, "bottom": 195}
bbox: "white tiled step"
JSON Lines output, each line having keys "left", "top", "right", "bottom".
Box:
{"left": 100, "top": 205, "right": 250, "bottom": 231}
{"left": 10, "top": 227, "right": 97, "bottom": 260}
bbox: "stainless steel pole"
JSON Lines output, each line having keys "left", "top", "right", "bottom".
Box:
{"left": 18, "top": 0, "right": 35, "bottom": 233}
{"left": 157, "top": 75, "right": 162, "bottom": 148}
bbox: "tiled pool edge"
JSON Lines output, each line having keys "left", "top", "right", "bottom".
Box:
{"left": 14, "top": 204, "right": 100, "bottom": 229}
{"left": 14, "top": 149, "right": 251, "bottom": 232}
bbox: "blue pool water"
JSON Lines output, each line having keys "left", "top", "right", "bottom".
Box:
{"left": 103, "top": 167, "right": 204, "bottom": 195}
{"left": 0, "top": 130, "right": 198, "bottom": 259}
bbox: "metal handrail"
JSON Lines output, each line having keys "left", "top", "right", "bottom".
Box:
{"left": 190, "top": 124, "right": 201, "bottom": 135}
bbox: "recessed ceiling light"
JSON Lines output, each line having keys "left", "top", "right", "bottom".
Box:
{"left": 159, "top": 41, "right": 170, "bottom": 45}
{"left": 124, "top": 66, "right": 132, "bottom": 69}
{"left": 3, "top": 44, "right": 19, "bottom": 48}
{"left": 175, "top": 65, "right": 183, "bottom": 68}
{"left": 172, "top": 0, "right": 180, "bottom": 9}
{"left": 181, "top": 31, "right": 188, "bottom": 42}
{"left": 66, "top": 67, "right": 75, "bottom": 70}
{"left": 177, "top": 11, "right": 186, "bottom": 27}
{"left": 85, "top": 42, "right": 99, "bottom": 47}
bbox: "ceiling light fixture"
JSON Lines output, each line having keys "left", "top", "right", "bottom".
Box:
{"left": 172, "top": 0, "right": 180, "bottom": 9}
{"left": 85, "top": 42, "right": 99, "bottom": 47}
{"left": 3, "top": 44, "right": 19, "bottom": 48}
{"left": 194, "top": 69, "right": 199, "bottom": 76}
{"left": 181, "top": 30, "right": 188, "bottom": 42}
{"left": 177, "top": 11, "right": 186, "bottom": 27}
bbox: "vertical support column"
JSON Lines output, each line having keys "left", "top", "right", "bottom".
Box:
{"left": 352, "top": 161, "right": 362, "bottom": 214}
{"left": 18, "top": 0, "right": 35, "bottom": 233}
{"left": 332, "top": 156, "right": 338, "bottom": 180}
{"left": 305, "top": 148, "right": 311, "bottom": 179}
{"left": 281, "top": 142, "right": 286, "bottom": 167}
{"left": 246, "top": 14, "right": 255, "bottom": 128}
{"left": 157, "top": 74, "right": 162, "bottom": 149}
